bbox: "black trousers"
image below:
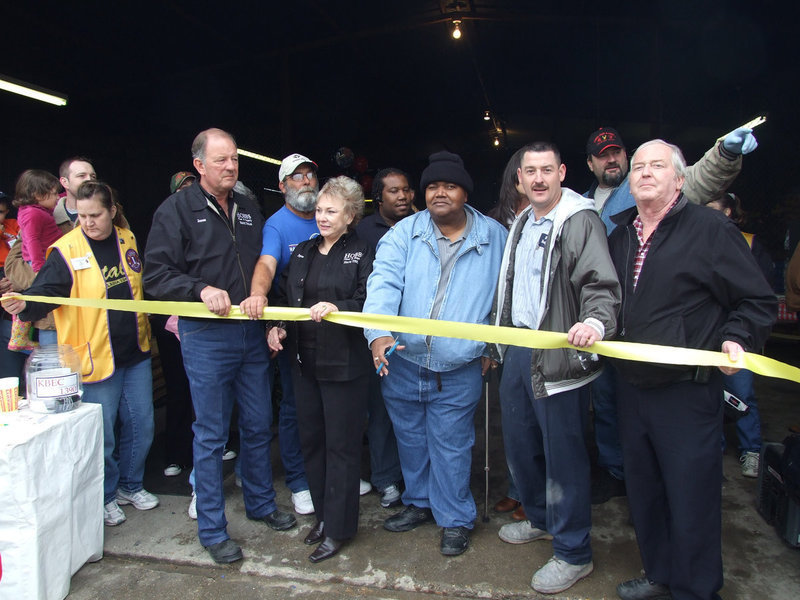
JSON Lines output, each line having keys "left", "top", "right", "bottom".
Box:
{"left": 151, "top": 315, "right": 194, "bottom": 467}
{"left": 617, "top": 375, "right": 724, "bottom": 600}
{"left": 292, "top": 364, "right": 369, "bottom": 540}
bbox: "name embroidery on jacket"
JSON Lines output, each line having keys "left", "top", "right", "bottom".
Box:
{"left": 343, "top": 251, "right": 363, "bottom": 264}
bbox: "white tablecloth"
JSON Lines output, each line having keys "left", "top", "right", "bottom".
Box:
{"left": 0, "top": 403, "right": 104, "bottom": 600}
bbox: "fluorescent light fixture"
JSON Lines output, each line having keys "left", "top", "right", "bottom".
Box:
{"left": 0, "top": 73, "right": 67, "bottom": 106}
{"left": 238, "top": 148, "right": 282, "bottom": 165}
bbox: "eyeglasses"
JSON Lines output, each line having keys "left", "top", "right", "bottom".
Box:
{"left": 286, "top": 171, "right": 317, "bottom": 183}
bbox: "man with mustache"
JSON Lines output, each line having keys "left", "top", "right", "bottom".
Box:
{"left": 241, "top": 153, "right": 320, "bottom": 516}
{"left": 492, "top": 142, "right": 620, "bottom": 594}
{"left": 583, "top": 126, "right": 758, "bottom": 505}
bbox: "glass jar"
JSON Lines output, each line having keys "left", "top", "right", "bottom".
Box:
{"left": 25, "top": 345, "right": 83, "bottom": 413}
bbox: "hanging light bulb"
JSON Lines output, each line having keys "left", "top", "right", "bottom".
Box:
{"left": 452, "top": 19, "right": 462, "bottom": 40}
{"left": 493, "top": 136, "right": 500, "bottom": 147}
{"left": 483, "top": 110, "right": 491, "bottom": 121}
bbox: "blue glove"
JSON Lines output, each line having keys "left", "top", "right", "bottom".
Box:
{"left": 722, "top": 127, "right": 758, "bottom": 155}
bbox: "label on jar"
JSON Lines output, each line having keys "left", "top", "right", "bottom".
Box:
{"left": 34, "top": 369, "right": 80, "bottom": 399}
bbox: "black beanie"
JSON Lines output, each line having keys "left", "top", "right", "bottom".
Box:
{"left": 419, "top": 151, "right": 474, "bottom": 194}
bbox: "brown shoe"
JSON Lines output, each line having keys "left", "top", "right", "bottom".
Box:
{"left": 511, "top": 504, "right": 527, "bottom": 521}
{"left": 493, "top": 496, "right": 521, "bottom": 513}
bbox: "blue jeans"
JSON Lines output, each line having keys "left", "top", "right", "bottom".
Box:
{"left": 366, "top": 374, "right": 402, "bottom": 490}
{"left": 722, "top": 369, "right": 762, "bottom": 454}
{"left": 381, "top": 354, "right": 481, "bottom": 529}
{"left": 81, "top": 358, "right": 154, "bottom": 505}
{"left": 271, "top": 350, "right": 308, "bottom": 493}
{"left": 179, "top": 319, "right": 277, "bottom": 546}
{"left": 591, "top": 365, "right": 624, "bottom": 479}
{"left": 499, "top": 346, "right": 592, "bottom": 564}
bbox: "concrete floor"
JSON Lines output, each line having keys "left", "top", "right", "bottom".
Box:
{"left": 66, "top": 340, "right": 800, "bottom": 599}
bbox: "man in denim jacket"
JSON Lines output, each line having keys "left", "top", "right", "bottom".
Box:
{"left": 363, "top": 151, "right": 507, "bottom": 557}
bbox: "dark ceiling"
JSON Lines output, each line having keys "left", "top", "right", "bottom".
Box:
{"left": 1, "top": 1, "right": 798, "bottom": 244}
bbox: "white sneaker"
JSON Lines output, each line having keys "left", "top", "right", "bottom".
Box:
{"left": 531, "top": 556, "right": 593, "bottom": 594}
{"left": 740, "top": 451, "right": 759, "bottom": 478}
{"left": 499, "top": 520, "right": 554, "bottom": 544}
{"left": 116, "top": 488, "right": 160, "bottom": 510}
{"left": 359, "top": 479, "right": 372, "bottom": 496}
{"left": 163, "top": 464, "right": 182, "bottom": 477}
{"left": 379, "top": 483, "right": 402, "bottom": 508}
{"left": 222, "top": 447, "right": 237, "bottom": 461}
{"left": 104, "top": 500, "right": 127, "bottom": 526}
{"left": 188, "top": 492, "right": 197, "bottom": 520}
{"left": 291, "top": 489, "right": 315, "bottom": 515}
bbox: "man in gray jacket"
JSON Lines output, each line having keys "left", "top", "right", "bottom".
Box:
{"left": 492, "top": 142, "right": 621, "bottom": 595}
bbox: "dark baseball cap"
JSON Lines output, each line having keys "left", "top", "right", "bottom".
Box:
{"left": 586, "top": 127, "right": 625, "bottom": 156}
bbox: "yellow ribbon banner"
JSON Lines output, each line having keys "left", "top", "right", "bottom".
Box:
{"left": 13, "top": 294, "right": 800, "bottom": 384}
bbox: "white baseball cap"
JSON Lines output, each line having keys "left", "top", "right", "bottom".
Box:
{"left": 278, "top": 153, "right": 317, "bottom": 182}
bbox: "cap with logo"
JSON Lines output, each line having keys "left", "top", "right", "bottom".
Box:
{"left": 170, "top": 171, "right": 196, "bottom": 194}
{"left": 278, "top": 153, "right": 318, "bottom": 182}
{"left": 586, "top": 127, "right": 625, "bottom": 156}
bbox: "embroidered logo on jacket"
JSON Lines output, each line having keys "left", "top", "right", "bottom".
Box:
{"left": 237, "top": 212, "right": 253, "bottom": 226}
{"left": 343, "top": 251, "right": 363, "bottom": 264}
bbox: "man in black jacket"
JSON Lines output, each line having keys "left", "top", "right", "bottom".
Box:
{"left": 145, "top": 128, "right": 296, "bottom": 565}
{"left": 607, "top": 140, "right": 776, "bottom": 600}
{"left": 355, "top": 167, "right": 415, "bottom": 509}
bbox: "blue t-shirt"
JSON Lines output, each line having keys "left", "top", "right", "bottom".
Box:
{"left": 260, "top": 205, "right": 319, "bottom": 287}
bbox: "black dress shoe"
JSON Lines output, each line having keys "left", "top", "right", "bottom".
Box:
{"left": 308, "top": 536, "right": 343, "bottom": 563}
{"left": 304, "top": 520, "right": 325, "bottom": 545}
{"left": 255, "top": 509, "right": 297, "bottom": 531}
{"left": 591, "top": 469, "right": 627, "bottom": 505}
{"left": 383, "top": 505, "right": 434, "bottom": 532}
{"left": 440, "top": 526, "right": 470, "bottom": 556}
{"left": 616, "top": 577, "right": 672, "bottom": 600}
{"left": 205, "top": 539, "right": 243, "bottom": 564}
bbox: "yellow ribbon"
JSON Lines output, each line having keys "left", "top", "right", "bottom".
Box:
{"left": 9, "top": 294, "right": 800, "bottom": 384}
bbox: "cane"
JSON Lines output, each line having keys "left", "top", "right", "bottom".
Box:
{"left": 482, "top": 369, "right": 491, "bottom": 523}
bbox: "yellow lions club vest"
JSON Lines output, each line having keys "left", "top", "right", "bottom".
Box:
{"left": 48, "top": 227, "right": 150, "bottom": 382}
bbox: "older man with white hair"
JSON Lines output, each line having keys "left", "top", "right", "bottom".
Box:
{"left": 607, "top": 140, "right": 776, "bottom": 600}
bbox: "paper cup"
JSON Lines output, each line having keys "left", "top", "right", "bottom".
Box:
{"left": 0, "top": 377, "right": 20, "bottom": 412}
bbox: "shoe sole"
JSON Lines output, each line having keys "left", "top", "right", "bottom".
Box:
{"left": 116, "top": 498, "right": 159, "bottom": 510}
{"left": 383, "top": 516, "right": 433, "bottom": 532}
{"left": 262, "top": 517, "right": 297, "bottom": 531}
{"left": 499, "top": 531, "right": 553, "bottom": 544}
{"left": 532, "top": 563, "right": 593, "bottom": 594}
{"left": 104, "top": 517, "right": 126, "bottom": 526}
{"left": 617, "top": 592, "right": 672, "bottom": 600}
{"left": 441, "top": 540, "right": 470, "bottom": 556}
{"left": 207, "top": 549, "right": 243, "bottom": 564}
{"left": 294, "top": 505, "right": 315, "bottom": 515}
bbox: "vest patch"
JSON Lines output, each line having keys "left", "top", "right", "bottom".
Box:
{"left": 126, "top": 248, "right": 142, "bottom": 273}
